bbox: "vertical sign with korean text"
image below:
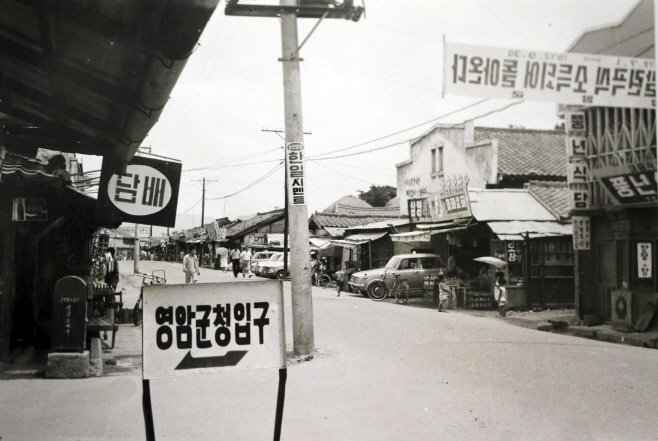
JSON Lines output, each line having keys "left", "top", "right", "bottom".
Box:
{"left": 286, "top": 142, "right": 306, "bottom": 206}
{"left": 143, "top": 280, "right": 286, "bottom": 379}
{"left": 572, "top": 216, "right": 591, "bottom": 250}
{"left": 407, "top": 198, "right": 432, "bottom": 223}
{"left": 444, "top": 41, "right": 656, "bottom": 108}
{"left": 98, "top": 155, "right": 182, "bottom": 228}
{"left": 637, "top": 242, "right": 652, "bottom": 279}
{"left": 566, "top": 111, "right": 590, "bottom": 211}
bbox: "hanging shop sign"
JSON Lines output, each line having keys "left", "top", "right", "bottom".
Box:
{"left": 407, "top": 197, "right": 432, "bottom": 223}
{"left": 435, "top": 175, "right": 472, "bottom": 221}
{"left": 565, "top": 112, "right": 590, "bottom": 211}
{"left": 97, "top": 155, "right": 182, "bottom": 228}
{"left": 286, "top": 142, "right": 306, "bottom": 206}
{"left": 637, "top": 242, "right": 652, "bottom": 279}
{"left": 217, "top": 227, "right": 227, "bottom": 242}
{"left": 245, "top": 233, "right": 267, "bottom": 246}
{"left": 142, "top": 280, "right": 286, "bottom": 379}
{"left": 12, "top": 198, "right": 47, "bottom": 221}
{"left": 592, "top": 164, "right": 657, "bottom": 205}
{"left": 572, "top": 216, "right": 591, "bottom": 250}
{"left": 444, "top": 41, "right": 656, "bottom": 108}
{"left": 205, "top": 222, "right": 218, "bottom": 240}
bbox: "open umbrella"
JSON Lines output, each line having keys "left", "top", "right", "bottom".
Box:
{"left": 473, "top": 256, "right": 507, "bottom": 267}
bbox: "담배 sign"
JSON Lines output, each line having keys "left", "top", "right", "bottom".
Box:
{"left": 444, "top": 41, "right": 656, "bottom": 108}
{"left": 97, "top": 155, "right": 182, "bottom": 228}
{"left": 142, "top": 280, "right": 286, "bottom": 379}
{"left": 286, "top": 142, "right": 306, "bottom": 206}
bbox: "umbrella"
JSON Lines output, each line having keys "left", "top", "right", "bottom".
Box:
{"left": 473, "top": 256, "right": 507, "bottom": 267}
{"left": 216, "top": 247, "right": 229, "bottom": 256}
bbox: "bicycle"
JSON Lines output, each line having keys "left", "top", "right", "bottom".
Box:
{"left": 313, "top": 264, "right": 332, "bottom": 288}
{"left": 367, "top": 270, "right": 409, "bottom": 304}
{"left": 130, "top": 271, "right": 166, "bottom": 326}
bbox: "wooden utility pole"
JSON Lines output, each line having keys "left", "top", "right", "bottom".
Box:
{"left": 280, "top": 0, "right": 314, "bottom": 356}
{"left": 134, "top": 223, "right": 140, "bottom": 273}
{"left": 192, "top": 177, "right": 217, "bottom": 227}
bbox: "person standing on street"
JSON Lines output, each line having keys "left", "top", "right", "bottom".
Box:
{"left": 104, "top": 247, "right": 119, "bottom": 289}
{"left": 183, "top": 249, "right": 200, "bottom": 284}
{"left": 494, "top": 271, "right": 507, "bottom": 317}
{"left": 230, "top": 246, "right": 242, "bottom": 278}
{"left": 240, "top": 247, "right": 253, "bottom": 278}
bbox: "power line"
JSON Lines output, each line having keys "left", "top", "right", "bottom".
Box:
{"left": 309, "top": 98, "right": 489, "bottom": 159}
{"left": 310, "top": 160, "right": 378, "bottom": 184}
{"left": 206, "top": 162, "right": 283, "bottom": 201}
{"left": 176, "top": 198, "right": 203, "bottom": 216}
{"left": 308, "top": 99, "right": 525, "bottom": 161}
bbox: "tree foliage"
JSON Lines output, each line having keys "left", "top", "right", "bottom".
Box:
{"left": 357, "top": 185, "right": 397, "bottom": 207}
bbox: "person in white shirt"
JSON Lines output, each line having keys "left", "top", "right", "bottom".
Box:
{"left": 230, "top": 247, "right": 242, "bottom": 278}
{"left": 183, "top": 249, "right": 200, "bottom": 284}
{"left": 240, "top": 248, "right": 253, "bottom": 278}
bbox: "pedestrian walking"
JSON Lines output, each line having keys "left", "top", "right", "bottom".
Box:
{"left": 105, "top": 247, "right": 119, "bottom": 289}
{"left": 494, "top": 271, "right": 507, "bottom": 317}
{"left": 230, "top": 246, "right": 241, "bottom": 278}
{"left": 240, "top": 247, "right": 253, "bottom": 278}
{"left": 183, "top": 249, "right": 200, "bottom": 284}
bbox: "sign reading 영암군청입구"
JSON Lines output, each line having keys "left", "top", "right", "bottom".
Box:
{"left": 443, "top": 41, "right": 656, "bottom": 108}
{"left": 97, "top": 155, "right": 182, "bottom": 228}
{"left": 286, "top": 142, "right": 306, "bottom": 206}
{"left": 142, "top": 280, "right": 286, "bottom": 379}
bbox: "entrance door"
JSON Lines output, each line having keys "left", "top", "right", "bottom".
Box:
{"left": 596, "top": 241, "right": 617, "bottom": 321}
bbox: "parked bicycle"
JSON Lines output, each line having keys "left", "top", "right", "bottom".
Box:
{"left": 313, "top": 263, "right": 333, "bottom": 288}
{"left": 130, "top": 270, "right": 166, "bottom": 325}
{"left": 367, "top": 269, "right": 409, "bottom": 304}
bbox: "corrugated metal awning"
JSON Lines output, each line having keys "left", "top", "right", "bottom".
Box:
{"left": 390, "top": 231, "right": 432, "bottom": 242}
{"left": 488, "top": 221, "right": 572, "bottom": 239}
{"left": 344, "top": 232, "right": 388, "bottom": 242}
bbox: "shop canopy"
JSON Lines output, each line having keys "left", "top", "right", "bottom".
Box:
{"left": 329, "top": 231, "right": 388, "bottom": 250}
{"left": 0, "top": 0, "right": 219, "bottom": 166}
{"left": 487, "top": 221, "right": 572, "bottom": 241}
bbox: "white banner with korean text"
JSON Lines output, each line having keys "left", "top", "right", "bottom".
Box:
{"left": 444, "top": 42, "right": 656, "bottom": 108}
{"left": 286, "top": 142, "right": 306, "bottom": 206}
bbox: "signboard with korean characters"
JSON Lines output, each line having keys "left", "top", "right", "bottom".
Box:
{"left": 407, "top": 197, "right": 433, "bottom": 223}
{"left": 637, "top": 242, "right": 652, "bottom": 279}
{"left": 142, "top": 280, "right": 286, "bottom": 379}
{"left": 97, "top": 155, "right": 182, "bottom": 228}
{"left": 286, "top": 142, "right": 306, "bottom": 206}
{"left": 593, "top": 164, "right": 657, "bottom": 205}
{"left": 572, "top": 216, "right": 591, "bottom": 250}
{"left": 444, "top": 42, "right": 656, "bottom": 108}
{"left": 434, "top": 175, "right": 472, "bottom": 221}
{"left": 565, "top": 111, "right": 591, "bottom": 211}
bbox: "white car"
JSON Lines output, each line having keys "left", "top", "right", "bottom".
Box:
{"left": 251, "top": 251, "right": 276, "bottom": 275}
{"left": 255, "top": 252, "right": 282, "bottom": 277}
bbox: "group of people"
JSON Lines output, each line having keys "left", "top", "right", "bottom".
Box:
{"left": 229, "top": 247, "right": 254, "bottom": 278}
{"left": 92, "top": 247, "right": 120, "bottom": 289}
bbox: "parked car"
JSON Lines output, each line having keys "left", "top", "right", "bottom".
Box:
{"left": 254, "top": 252, "right": 281, "bottom": 277}
{"left": 349, "top": 253, "right": 445, "bottom": 298}
{"left": 261, "top": 253, "right": 290, "bottom": 279}
{"left": 251, "top": 251, "right": 277, "bottom": 275}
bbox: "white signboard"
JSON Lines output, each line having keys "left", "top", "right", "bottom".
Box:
{"left": 286, "top": 142, "right": 306, "bottom": 206}
{"left": 637, "top": 242, "right": 652, "bottom": 278}
{"left": 107, "top": 164, "right": 172, "bottom": 216}
{"left": 143, "top": 281, "right": 286, "bottom": 379}
{"left": 444, "top": 42, "right": 656, "bottom": 108}
{"left": 572, "top": 216, "right": 591, "bottom": 250}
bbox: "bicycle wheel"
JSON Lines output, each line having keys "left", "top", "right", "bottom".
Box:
{"left": 317, "top": 274, "right": 331, "bottom": 288}
{"left": 395, "top": 281, "right": 410, "bottom": 304}
{"left": 367, "top": 280, "right": 389, "bottom": 301}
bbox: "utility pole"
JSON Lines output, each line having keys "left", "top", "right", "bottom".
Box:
{"left": 226, "top": 0, "right": 364, "bottom": 357}
{"left": 280, "top": 0, "right": 314, "bottom": 356}
{"left": 134, "top": 223, "right": 140, "bottom": 273}
{"left": 192, "top": 178, "right": 217, "bottom": 227}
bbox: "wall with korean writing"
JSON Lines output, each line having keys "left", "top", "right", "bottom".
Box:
{"left": 396, "top": 121, "right": 495, "bottom": 216}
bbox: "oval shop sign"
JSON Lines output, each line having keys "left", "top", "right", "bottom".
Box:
{"left": 107, "top": 165, "right": 172, "bottom": 216}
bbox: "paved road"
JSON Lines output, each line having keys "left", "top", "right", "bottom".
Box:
{"left": 2, "top": 260, "right": 657, "bottom": 440}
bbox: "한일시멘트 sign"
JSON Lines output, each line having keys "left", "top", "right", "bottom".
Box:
{"left": 444, "top": 41, "right": 656, "bottom": 108}
{"left": 142, "top": 280, "right": 286, "bottom": 379}
{"left": 97, "top": 155, "right": 182, "bottom": 228}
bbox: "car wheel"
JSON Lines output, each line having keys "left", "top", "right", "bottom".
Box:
{"left": 367, "top": 279, "right": 388, "bottom": 301}
{"left": 275, "top": 270, "right": 285, "bottom": 280}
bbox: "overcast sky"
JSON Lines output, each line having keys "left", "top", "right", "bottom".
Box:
{"left": 84, "top": 0, "right": 639, "bottom": 231}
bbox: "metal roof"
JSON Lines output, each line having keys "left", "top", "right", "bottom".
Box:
{"left": 344, "top": 218, "right": 410, "bottom": 231}
{"left": 487, "top": 221, "right": 572, "bottom": 239}
{"left": 468, "top": 189, "right": 558, "bottom": 222}
{"left": 0, "top": 0, "right": 219, "bottom": 163}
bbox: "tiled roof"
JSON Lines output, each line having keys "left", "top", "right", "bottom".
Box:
{"left": 332, "top": 204, "right": 400, "bottom": 217}
{"left": 526, "top": 181, "right": 570, "bottom": 219}
{"left": 310, "top": 213, "right": 401, "bottom": 229}
{"left": 474, "top": 127, "right": 566, "bottom": 177}
{"left": 226, "top": 209, "right": 284, "bottom": 237}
